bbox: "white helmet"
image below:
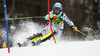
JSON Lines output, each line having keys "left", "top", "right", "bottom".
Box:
{"left": 53, "top": 2, "right": 62, "bottom": 11}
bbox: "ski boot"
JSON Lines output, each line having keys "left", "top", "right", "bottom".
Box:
{"left": 17, "top": 41, "right": 29, "bottom": 47}
{"left": 17, "top": 43, "right": 23, "bottom": 47}
{"left": 33, "top": 38, "right": 42, "bottom": 46}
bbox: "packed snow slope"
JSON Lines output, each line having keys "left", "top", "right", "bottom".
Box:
{"left": 0, "top": 40, "right": 100, "bottom": 56}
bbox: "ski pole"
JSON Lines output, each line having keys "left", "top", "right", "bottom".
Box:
{"left": 8, "top": 16, "right": 45, "bottom": 20}
{"left": 76, "top": 30, "right": 96, "bottom": 40}
{"left": 0, "top": 16, "right": 45, "bottom": 21}
{"left": 1, "top": 15, "right": 55, "bottom": 21}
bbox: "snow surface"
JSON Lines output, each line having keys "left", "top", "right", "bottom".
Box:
{"left": 0, "top": 40, "right": 100, "bottom": 56}
{"left": 0, "top": 21, "right": 100, "bottom": 56}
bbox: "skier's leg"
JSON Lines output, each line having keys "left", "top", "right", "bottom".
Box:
{"left": 22, "top": 33, "right": 43, "bottom": 46}
{"left": 32, "top": 30, "right": 56, "bottom": 46}
{"left": 33, "top": 28, "right": 63, "bottom": 46}
{"left": 41, "top": 31, "right": 56, "bottom": 42}
{"left": 28, "top": 33, "right": 43, "bottom": 43}
{"left": 17, "top": 33, "right": 43, "bottom": 47}
{"left": 17, "top": 25, "right": 53, "bottom": 47}
{"left": 27, "top": 33, "right": 42, "bottom": 40}
{"left": 32, "top": 25, "right": 58, "bottom": 46}
{"left": 21, "top": 33, "right": 42, "bottom": 45}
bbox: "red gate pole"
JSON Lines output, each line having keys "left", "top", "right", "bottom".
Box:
{"left": 48, "top": 0, "right": 56, "bottom": 44}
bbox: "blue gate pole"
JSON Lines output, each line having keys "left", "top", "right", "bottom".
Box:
{"left": 3, "top": 0, "right": 10, "bottom": 53}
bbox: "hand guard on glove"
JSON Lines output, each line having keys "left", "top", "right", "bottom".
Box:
{"left": 71, "top": 25, "right": 78, "bottom": 31}
{"left": 50, "top": 14, "right": 56, "bottom": 20}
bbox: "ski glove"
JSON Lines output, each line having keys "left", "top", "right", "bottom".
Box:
{"left": 71, "top": 25, "right": 78, "bottom": 31}
{"left": 45, "top": 14, "right": 56, "bottom": 20}
{"left": 50, "top": 14, "right": 56, "bottom": 20}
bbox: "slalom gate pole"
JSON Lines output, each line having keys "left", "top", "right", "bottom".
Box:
{"left": 48, "top": 0, "right": 56, "bottom": 44}
{"left": 77, "top": 30, "right": 96, "bottom": 40}
{"left": 3, "top": 0, "right": 10, "bottom": 53}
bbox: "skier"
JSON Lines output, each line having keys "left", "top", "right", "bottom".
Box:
{"left": 17, "top": 2, "right": 78, "bottom": 47}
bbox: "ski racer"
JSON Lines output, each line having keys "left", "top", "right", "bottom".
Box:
{"left": 17, "top": 2, "right": 78, "bottom": 47}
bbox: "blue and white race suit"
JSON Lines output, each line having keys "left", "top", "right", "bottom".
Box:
{"left": 41, "top": 11, "right": 74, "bottom": 37}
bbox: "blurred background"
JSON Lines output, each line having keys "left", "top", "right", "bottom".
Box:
{"left": 0, "top": 0, "right": 100, "bottom": 48}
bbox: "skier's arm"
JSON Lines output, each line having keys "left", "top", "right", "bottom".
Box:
{"left": 45, "top": 14, "right": 49, "bottom": 20}
{"left": 45, "top": 11, "right": 56, "bottom": 20}
{"left": 63, "top": 13, "right": 78, "bottom": 31}
{"left": 45, "top": 14, "right": 56, "bottom": 20}
{"left": 63, "top": 13, "right": 74, "bottom": 26}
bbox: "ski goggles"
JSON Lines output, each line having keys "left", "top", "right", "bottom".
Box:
{"left": 54, "top": 7, "right": 61, "bottom": 11}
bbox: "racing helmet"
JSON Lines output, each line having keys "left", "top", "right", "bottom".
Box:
{"left": 53, "top": 2, "right": 62, "bottom": 14}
